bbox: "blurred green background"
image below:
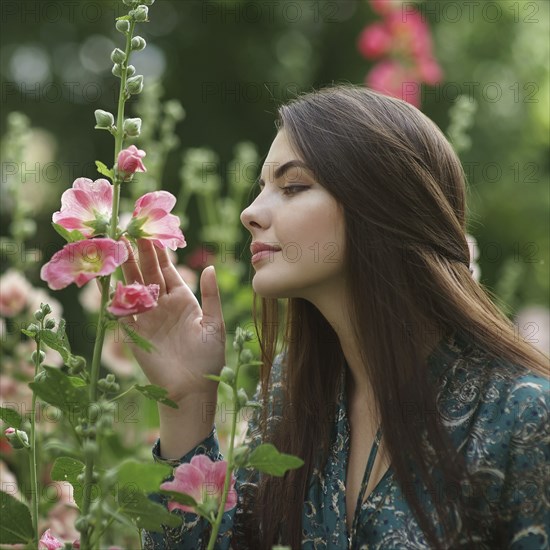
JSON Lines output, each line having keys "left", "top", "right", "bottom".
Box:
{"left": 1, "top": 0, "right": 549, "bottom": 361}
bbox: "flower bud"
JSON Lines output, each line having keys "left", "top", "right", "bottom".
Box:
{"left": 141, "top": 0, "right": 155, "bottom": 5}
{"left": 31, "top": 350, "right": 46, "bottom": 364}
{"left": 131, "top": 36, "right": 146, "bottom": 51}
{"left": 4, "top": 427, "right": 29, "bottom": 449}
{"left": 26, "top": 322, "right": 40, "bottom": 334}
{"left": 237, "top": 388, "right": 248, "bottom": 409}
{"left": 126, "top": 75, "right": 144, "bottom": 95}
{"left": 45, "top": 318, "right": 56, "bottom": 329}
{"left": 130, "top": 5, "right": 148, "bottom": 21}
{"left": 40, "top": 303, "right": 52, "bottom": 315}
{"left": 68, "top": 355, "right": 86, "bottom": 374}
{"left": 106, "top": 374, "right": 116, "bottom": 383}
{"left": 33, "top": 309, "right": 44, "bottom": 321}
{"left": 239, "top": 349, "right": 254, "bottom": 364}
{"left": 116, "top": 20, "right": 130, "bottom": 33}
{"left": 94, "top": 109, "right": 115, "bottom": 129}
{"left": 220, "top": 366, "right": 235, "bottom": 385}
{"left": 127, "top": 64, "right": 136, "bottom": 77}
{"left": 111, "top": 48, "right": 126, "bottom": 64}
{"left": 112, "top": 64, "right": 122, "bottom": 78}
{"left": 75, "top": 517, "right": 90, "bottom": 533}
{"left": 123, "top": 117, "right": 142, "bottom": 137}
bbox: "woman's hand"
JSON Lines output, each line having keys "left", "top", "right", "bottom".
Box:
{"left": 103, "top": 237, "right": 226, "bottom": 404}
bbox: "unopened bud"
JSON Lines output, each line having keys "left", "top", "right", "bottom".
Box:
{"left": 220, "top": 366, "right": 235, "bottom": 385}
{"left": 45, "top": 318, "right": 56, "bottom": 329}
{"left": 112, "top": 64, "right": 122, "bottom": 78}
{"left": 141, "top": 0, "right": 155, "bottom": 5}
{"left": 94, "top": 109, "right": 115, "bottom": 129}
{"left": 40, "top": 303, "right": 52, "bottom": 315}
{"left": 130, "top": 5, "right": 148, "bottom": 21}
{"left": 4, "top": 427, "right": 29, "bottom": 449}
{"left": 237, "top": 388, "right": 248, "bottom": 409}
{"left": 127, "top": 64, "right": 136, "bottom": 77}
{"left": 116, "top": 20, "right": 130, "bottom": 33}
{"left": 33, "top": 309, "right": 44, "bottom": 321}
{"left": 239, "top": 349, "right": 254, "bottom": 364}
{"left": 26, "top": 323, "right": 40, "bottom": 334}
{"left": 31, "top": 350, "right": 46, "bottom": 364}
{"left": 126, "top": 75, "right": 144, "bottom": 95}
{"left": 111, "top": 48, "right": 126, "bottom": 64}
{"left": 131, "top": 36, "right": 146, "bottom": 51}
{"left": 68, "top": 355, "right": 86, "bottom": 373}
{"left": 123, "top": 117, "right": 142, "bottom": 137}
{"left": 75, "top": 517, "right": 90, "bottom": 533}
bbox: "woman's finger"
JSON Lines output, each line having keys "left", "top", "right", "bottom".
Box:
{"left": 137, "top": 239, "right": 167, "bottom": 295}
{"left": 120, "top": 237, "right": 145, "bottom": 286}
{"left": 155, "top": 245, "right": 185, "bottom": 294}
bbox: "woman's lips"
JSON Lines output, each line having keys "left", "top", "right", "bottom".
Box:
{"left": 251, "top": 249, "right": 280, "bottom": 264}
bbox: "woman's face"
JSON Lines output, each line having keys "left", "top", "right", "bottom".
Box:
{"left": 240, "top": 129, "right": 346, "bottom": 300}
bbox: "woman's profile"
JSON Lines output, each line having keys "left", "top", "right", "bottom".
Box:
{"left": 115, "top": 85, "right": 549, "bottom": 549}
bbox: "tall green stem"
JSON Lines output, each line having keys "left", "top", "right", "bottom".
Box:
{"left": 80, "top": 21, "right": 136, "bottom": 550}
{"left": 207, "top": 360, "right": 243, "bottom": 550}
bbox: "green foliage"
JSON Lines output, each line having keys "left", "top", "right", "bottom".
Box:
{"left": 50, "top": 457, "right": 86, "bottom": 509}
{"left": 248, "top": 443, "right": 304, "bottom": 476}
{"left": 0, "top": 492, "right": 34, "bottom": 544}
{"left": 134, "top": 384, "right": 178, "bottom": 408}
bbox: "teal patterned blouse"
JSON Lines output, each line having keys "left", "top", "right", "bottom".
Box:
{"left": 143, "top": 330, "right": 550, "bottom": 549}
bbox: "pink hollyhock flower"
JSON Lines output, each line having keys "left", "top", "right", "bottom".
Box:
{"left": 38, "top": 528, "right": 63, "bottom": 549}
{"left": 52, "top": 178, "right": 113, "bottom": 238}
{"left": 0, "top": 268, "right": 32, "bottom": 317}
{"left": 160, "top": 455, "right": 237, "bottom": 515}
{"left": 366, "top": 60, "right": 420, "bottom": 107}
{"left": 126, "top": 191, "right": 186, "bottom": 250}
{"left": 40, "top": 238, "right": 128, "bottom": 290}
{"left": 417, "top": 55, "right": 443, "bottom": 85}
{"left": 386, "top": 10, "right": 433, "bottom": 60}
{"left": 117, "top": 145, "right": 147, "bottom": 181}
{"left": 357, "top": 23, "right": 392, "bottom": 59}
{"left": 106, "top": 280, "right": 160, "bottom": 317}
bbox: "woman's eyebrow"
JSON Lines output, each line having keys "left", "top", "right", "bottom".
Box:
{"left": 256, "top": 160, "right": 312, "bottom": 186}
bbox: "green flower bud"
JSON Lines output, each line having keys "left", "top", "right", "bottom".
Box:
{"left": 40, "top": 303, "right": 52, "bottom": 315}
{"left": 237, "top": 388, "right": 248, "bottom": 409}
{"left": 94, "top": 109, "right": 115, "bottom": 129}
{"left": 26, "top": 322, "right": 40, "bottom": 334}
{"left": 127, "top": 64, "right": 136, "bottom": 77}
{"left": 131, "top": 36, "right": 146, "bottom": 51}
{"left": 105, "top": 374, "right": 116, "bottom": 383}
{"left": 126, "top": 75, "right": 144, "bottom": 95}
{"left": 123, "top": 117, "right": 142, "bottom": 137}
{"left": 31, "top": 350, "right": 46, "bottom": 364}
{"left": 75, "top": 516, "right": 90, "bottom": 533}
{"left": 220, "top": 366, "right": 235, "bottom": 385}
{"left": 141, "top": 0, "right": 155, "bottom": 5}
{"left": 4, "top": 427, "right": 29, "bottom": 449}
{"left": 112, "top": 64, "right": 122, "bottom": 78}
{"left": 68, "top": 355, "right": 86, "bottom": 373}
{"left": 45, "top": 318, "right": 56, "bottom": 329}
{"left": 116, "top": 19, "right": 130, "bottom": 33}
{"left": 111, "top": 48, "right": 126, "bottom": 64}
{"left": 34, "top": 371, "right": 47, "bottom": 382}
{"left": 33, "top": 309, "right": 44, "bottom": 321}
{"left": 239, "top": 349, "right": 254, "bottom": 364}
{"left": 130, "top": 5, "right": 148, "bottom": 21}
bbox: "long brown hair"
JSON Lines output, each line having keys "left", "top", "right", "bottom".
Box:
{"left": 240, "top": 84, "right": 549, "bottom": 549}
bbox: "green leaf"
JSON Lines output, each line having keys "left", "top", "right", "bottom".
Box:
{"left": 159, "top": 489, "right": 198, "bottom": 507}
{"left": 29, "top": 365, "right": 89, "bottom": 414}
{"left": 0, "top": 491, "right": 34, "bottom": 544}
{"left": 50, "top": 457, "right": 85, "bottom": 509}
{"left": 113, "top": 460, "right": 172, "bottom": 494}
{"left": 0, "top": 406, "right": 23, "bottom": 429}
{"left": 95, "top": 160, "right": 114, "bottom": 180}
{"left": 20, "top": 329, "right": 36, "bottom": 338}
{"left": 38, "top": 329, "right": 71, "bottom": 363}
{"left": 134, "top": 385, "right": 178, "bottom": 409}
{"left": 248, "top": 443, "right": 304, "bottom": 476}
{"left": 119, "top": 322, "right": 157, "bottom": 353}
{"left": 117, "top": 488, "right": 182, "bottom": 532}
{"left": 51, "top": 222, "right": 86, "bottom": 243}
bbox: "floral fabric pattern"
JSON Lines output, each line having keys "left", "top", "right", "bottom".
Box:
{"left": 143, "top": 330, "right": 550, "bottom": 549}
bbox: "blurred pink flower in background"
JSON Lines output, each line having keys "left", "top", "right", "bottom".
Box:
{"left": 106, "top": 280, "right": 160, "bottom": 317}
{"left": 40, "top": 238, "right": 128, "bottom": 290}
{"left": 369, "top": 0, "right": 399, "bottom": 16}
{"left": 0, "top": 269, "right": 32, "bottom": 317}
{"left": 160, "top": 455, "right": 237, "bottom": 514}
{"left": 357, "top": 23, "right": 392, "bottom": 58}
{"left": 43, "top": 481, "right": 80, "bottom": 543}
{"left": 366, "top": 60, "right": 420, "bottom": 107}
{"left": 126, "top": 191, "right": 187, "bottom": 251}
{"left": 101, "top": 325, "right": 137, "bottom": 378}
{"left": 117, "top": 145, "right": 147, "bottom": 181}
{"left": 38, "top": 529, "right": 64, "bottom": 549}
{"left": 52, "top": 178, "right": 113, "bottom": 238}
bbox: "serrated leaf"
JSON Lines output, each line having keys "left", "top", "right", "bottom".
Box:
{"left": 0, "top": 491, "right": 34, "bottom": 544}
{"left": 95, "top": 160, "right": 114, "bottom": 180}
{"left": 119, "top": 322, "right": 156, "bottom": 353}
{"left": 134, "top": 385, "right": 178, "bottom": 409}
{"left": 51, "top": 222, "right": 86, "bottom": 243}
{"left": 159, "top": 489, "right": 198, "bottom": 507}
{"left": 38, "top": 329, "right": 71, "bottom": 363}
{"left": 248, "top": 443, "right": 304, "bottom": 476}
{"left": 50, "top": 457, "right": 85, "bottom": 509}
{"left": 0, "top": 407, "right": 23, "bottom": 429}
{"left": 117, "top": 488, "right": 182, "bottom": 532}
{"left": 29, "top": 365, "right": 89, "bottom": 414}
{"left": 113, "top": 460, "right": 172, "bottom": 494}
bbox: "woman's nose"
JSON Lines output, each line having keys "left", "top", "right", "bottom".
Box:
{"left": 240, "top": 204, "right": 261, "bottom": 230}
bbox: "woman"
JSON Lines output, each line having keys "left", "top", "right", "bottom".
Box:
{"left": 117, "top": 85, "right": 549, "bottom": 549}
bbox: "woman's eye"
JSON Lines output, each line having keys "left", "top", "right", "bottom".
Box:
{"left": 281, "top": 185, "right": 307, "bottom": 196}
